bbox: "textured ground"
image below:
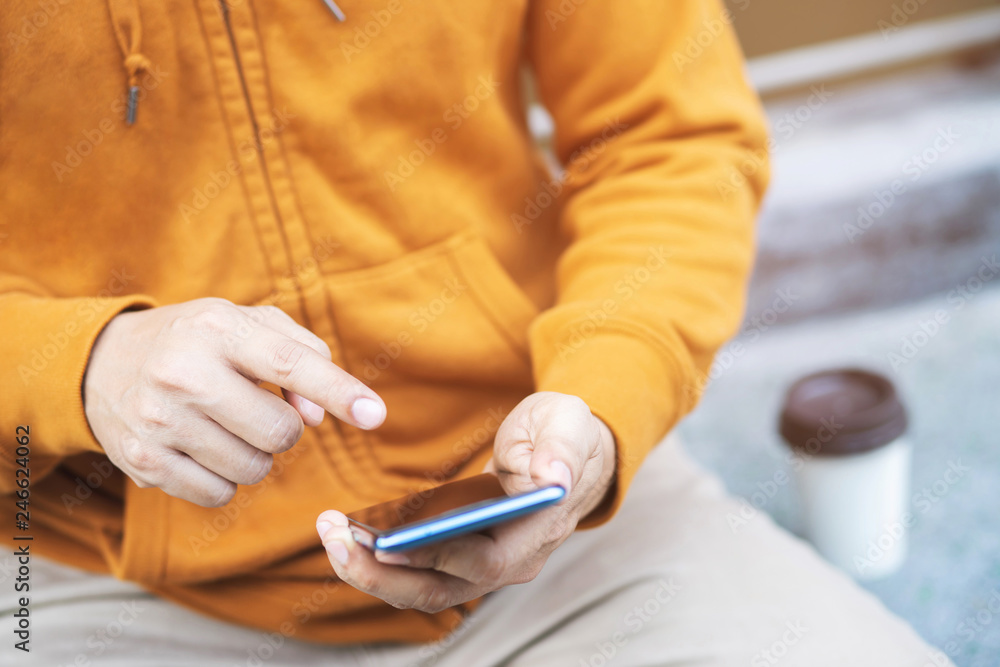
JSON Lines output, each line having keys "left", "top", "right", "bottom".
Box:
{"left": 678, "top": 284, "right": 1000, "bottom": 666}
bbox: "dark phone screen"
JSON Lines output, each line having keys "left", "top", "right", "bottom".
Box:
{"left": 347, "top": 473, "right": 506, "bottom": 534}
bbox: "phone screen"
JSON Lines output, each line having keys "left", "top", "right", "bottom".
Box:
{"left": 346, "top": 474, "right": 565, "bottom": 553}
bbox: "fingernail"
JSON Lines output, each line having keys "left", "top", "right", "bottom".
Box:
{"left": 375, "top": 551, "right": 410, "bottom": 566}
{"left": 327, "top": 540, "right": 350, "bottom": 565}
{"left": 351, "top": 397, "right": 386, "bottom": 429}
{"left": 322, "top": 526, "right": 354, "bottom": 565}
{"left": 316, "top": 520, "right": 333, "bottom": 539}
{"left": 302, "top": 398, "right": 324, "bottom": 423}
{"left": 551, "top": 461, "right": 573, "bottom": 492}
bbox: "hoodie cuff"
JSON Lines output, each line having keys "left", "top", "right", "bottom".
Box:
{"left": 4, "top": 293, "right": 158, "bottom": 460}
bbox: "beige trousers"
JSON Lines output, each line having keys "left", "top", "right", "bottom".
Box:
{"left": 4, "top": 436, "right": 952, "bottom": 667}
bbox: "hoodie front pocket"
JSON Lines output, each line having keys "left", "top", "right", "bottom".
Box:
{"left": 324, "top": 232, "right": 540, "bottom": 482}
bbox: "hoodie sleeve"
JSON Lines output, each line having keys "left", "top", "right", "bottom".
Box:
{"left": 0, "top": 273, "right": 157, "bottom": 494}
{"left": 525, "top": 0, "right": 770, "bottom": 526}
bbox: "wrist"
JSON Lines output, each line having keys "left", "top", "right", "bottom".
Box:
{"left": 83, "top": 309, "right": 140, "bottom": 419}
{"left": 577, "top": 414, "right": 618, "bottom": 520}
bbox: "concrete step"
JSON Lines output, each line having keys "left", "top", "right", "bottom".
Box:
{"left": 748, "top": 50, "right": 1000, "bottom": 324}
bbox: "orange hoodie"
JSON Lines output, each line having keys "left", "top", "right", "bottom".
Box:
{"left": 0, "top": 0, "right": 768, "bottom": 644}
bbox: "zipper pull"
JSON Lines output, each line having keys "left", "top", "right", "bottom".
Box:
{"left": 321, "top": 0, "right": 346, "bottom": 21}
{"left": 126, "top": 85, "right": 140, "bottom": 126}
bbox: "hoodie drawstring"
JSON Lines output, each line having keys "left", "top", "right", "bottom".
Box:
{"left": 107, "top": 0, "right": 344, "bottom": 126}
{"left": 107, "top": 0, "right": 151, "bottom": 126}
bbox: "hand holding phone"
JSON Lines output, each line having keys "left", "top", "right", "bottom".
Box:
{"left": 347, "top": 474, "right": 566, "bottom": 553}
{"left": 316, "top": 391, "right": 617, "bottom": 615}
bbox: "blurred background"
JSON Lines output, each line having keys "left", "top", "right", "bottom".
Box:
{"left": 683, "top": 2, "right": 1000, "bottom": 666}
{"left": 533, "top": 1, "right": 1000, "bottom": 664}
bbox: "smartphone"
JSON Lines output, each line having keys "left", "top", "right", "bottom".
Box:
{"left": 346, "top": 474, "right": 566, "bottom": 553}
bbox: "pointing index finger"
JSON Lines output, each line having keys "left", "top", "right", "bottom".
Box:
{"left": 229, "top": 324, "right": 386, "bottom": 430}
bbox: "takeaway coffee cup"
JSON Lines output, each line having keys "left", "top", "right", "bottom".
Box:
{"left": 779, "top": 368, "right": 910, "bottom": 580}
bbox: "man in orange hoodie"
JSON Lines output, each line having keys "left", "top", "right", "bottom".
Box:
{"left": 1, "top": 0, "right": 949, "bottom": 664}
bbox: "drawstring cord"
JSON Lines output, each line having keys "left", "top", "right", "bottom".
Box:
{"left": 107, "top": 0, "right": 151, "bottom": 126}
{"left": 106, "top": 0, "right": 343, "bottom": 126}
{"left": 321, "top": 0, "right": 346, "bottom": 21}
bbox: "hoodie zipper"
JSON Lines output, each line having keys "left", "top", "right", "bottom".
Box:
{"left": 214, "top": 0, "right": 305, "bottom": 300}
{"left": 218, "top": 0, "right": 263, "bottom": 154}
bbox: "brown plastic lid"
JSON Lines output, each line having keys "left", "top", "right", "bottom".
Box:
{"left": 779, "top": 368, "right": 907, "bottom": 456}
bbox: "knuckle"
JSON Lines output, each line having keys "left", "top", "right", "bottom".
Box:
{"left": 144, "top": 357, "right": 196, "bottom": 394}
{"left": 264, "top": 409, "right": 303, "bottom": 453}
{"left": 549, "top": 519, "right": 571, "bottom": 545}
{"left": 318, "top": 378, "right": 356, "bottom": 412}
{"left": 542, "top": 513, "right": 573, "bottom": 549}
{"left": 204, "top": 482, "right": 237, "bottom": 508}
{"left": 267, "top": 340, "right": 308, "bottom": 381}
{"left": 312, "top": 338, "right": 332, "bottom": 361}
{"left": 511, "top": 562, "right": 544, "bottom": 585}
{"left": 567, "top": 394, "right": 590, "bottom": 413}
{"left": 122, "top": 442, "right": 164, "bottom": 475}
{"left": 184, "top": 304, "right": 237, "bottom": 334}
{"left": 134, "top": 393, "right": 171, "bottom": 428}
{"left": 197, "top": 297, "right": 233, "bottom": 309}
{"left": 242, "top": 449, "right": 273, "bottom": 485}
{"left": 352, "top": 568, "right": 380, "bottom": 594}
{"left": 429, "top": 548, "right": 451, "bottom": 573}
{"left": 411, "top": 586, "right": 451, "bottom": 614}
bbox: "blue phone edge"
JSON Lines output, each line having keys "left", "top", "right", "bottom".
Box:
{"left": 373, "top": 485, "right": 566, "bottom": 553}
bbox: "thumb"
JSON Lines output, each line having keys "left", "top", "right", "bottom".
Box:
{"left": 489, "top": 393, "right": 596, "bottom": 497}
{"left": 527, "top": 435, "right": 581, "bottom": 496}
